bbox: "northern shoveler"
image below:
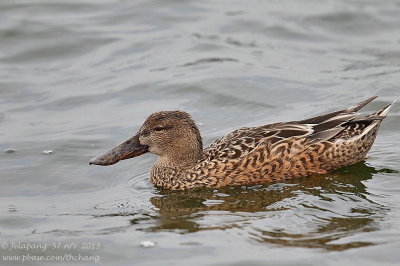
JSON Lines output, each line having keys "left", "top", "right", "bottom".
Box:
{"left": 90, "top": 97, "right": 394, "bottom": 190}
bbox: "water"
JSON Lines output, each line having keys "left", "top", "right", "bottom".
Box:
{"left": 1, "top": 0, "right": 400, "bottom": 265}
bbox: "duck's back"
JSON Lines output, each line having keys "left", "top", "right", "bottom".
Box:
{"left": 190, "top": 97, "right": 394, "bottom": 188}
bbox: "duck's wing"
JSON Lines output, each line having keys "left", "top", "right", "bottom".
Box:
{"left": 203, "top": 97, "right": 386, "bottom": 161}
{"left": 203, "top": 123, "right": 312, "bottom": 161}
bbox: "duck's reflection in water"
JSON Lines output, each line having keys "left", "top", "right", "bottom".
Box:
{"left": 140, "top": 162, "right": 389, "bottom": 250}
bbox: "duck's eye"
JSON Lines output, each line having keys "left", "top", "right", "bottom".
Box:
{"left": 154, "top": 126, "right": 165, "bottom": 132}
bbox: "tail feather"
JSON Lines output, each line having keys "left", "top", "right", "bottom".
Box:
{"left": 348, "top": 116, "right": 386, "bottom": 123}
{"left": 348, "top": 100, "right": 395, "bottom": 123}
{"left": 346, "top": 96, "right": 378, "bottom": 113}
{"left": 299, "top": 96, "right": 378, "bottom": 125}
{"left": 374, "top": 100, "right": 396, "bottom": 117}
{"left": 348, "top": 100, "right": 395, "bottom": 140}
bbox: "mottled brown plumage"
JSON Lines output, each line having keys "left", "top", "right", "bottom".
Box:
{"left": 90, "top": 97, "right": 394, "bottom": 190}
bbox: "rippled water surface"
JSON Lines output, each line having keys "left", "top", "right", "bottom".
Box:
{"left": 1, "top": 0, "right": 400, "bottom": 265}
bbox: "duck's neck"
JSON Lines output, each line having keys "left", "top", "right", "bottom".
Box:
{"left": 150, "top": 146, "right": 203, "bottom": 189}
{"left": 155, "top": 144, "right": 203, "bottom": 168}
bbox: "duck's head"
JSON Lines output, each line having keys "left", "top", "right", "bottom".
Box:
{"left": 89, "top": 111, "right": 203, "bottom": 166}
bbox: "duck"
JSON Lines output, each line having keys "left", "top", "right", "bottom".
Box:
{"left": 89, "top": 96, "right": 394, "bottom": 190}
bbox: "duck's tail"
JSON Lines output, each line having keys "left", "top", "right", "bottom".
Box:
{"left": 308, "top": 97, "right": 395, "bottom": 142}
{"left": 317, "top": 98, "right": 395, "bottom": 172}
{"left": 348, "top": 99, "right": 395, "bottom": 140}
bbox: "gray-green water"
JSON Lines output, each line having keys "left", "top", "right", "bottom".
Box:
{"left": 1, "top": 0, "right": 400, "bottom": 265}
